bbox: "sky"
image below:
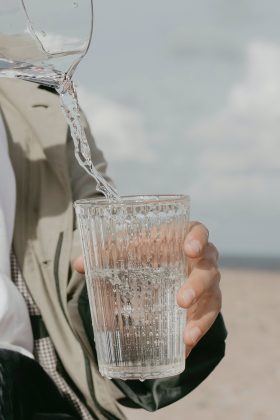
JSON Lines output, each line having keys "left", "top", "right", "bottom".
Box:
{"left": 36, "top": 0, "right": 280, "bottom": 257}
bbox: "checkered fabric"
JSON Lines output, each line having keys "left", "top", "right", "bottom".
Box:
{"left": 11, "top": 254, "right": 94, "bottom": 420}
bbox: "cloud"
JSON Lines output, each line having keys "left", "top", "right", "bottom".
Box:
{"left": 188, "top": 41, "right": 280, "bottom": 202}
{"left": 183, "top": 41, "right": 280, "bottom": 254}
{"left": 78, "top": 88, "right": 156, "bottom": 163}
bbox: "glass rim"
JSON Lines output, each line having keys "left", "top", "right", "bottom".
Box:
{"left": 74, "top": 194, "right": 190, "bottom": 208}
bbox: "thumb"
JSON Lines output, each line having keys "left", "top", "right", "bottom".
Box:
{"left": 74, "top": 255, "right": 85, "bottom": 273}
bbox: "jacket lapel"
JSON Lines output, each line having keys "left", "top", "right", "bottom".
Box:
{"left": 0, "top": 79, "right": 68, "bottom": 188}
{"left": 0, "top": 79, "right": 70, "bottom": 277}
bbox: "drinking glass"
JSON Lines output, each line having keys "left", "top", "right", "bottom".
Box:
{"left": 0, "top": 0, "right": 93, "bottom": 87}
{"left": 75, "top": 195, "right": 190, "bottom": 380}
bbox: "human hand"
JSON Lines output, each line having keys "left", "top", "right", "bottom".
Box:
{"left": 176, "top": 221, "right": 221, "bottom": 357}
{"left": 74, "top": 221, "right": 222, "bottom": 358}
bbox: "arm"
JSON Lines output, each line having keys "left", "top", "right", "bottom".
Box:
{"left": 66, "top": 115, "right": 226, "bottom": 411}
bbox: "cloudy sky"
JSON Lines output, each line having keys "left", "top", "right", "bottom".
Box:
{"left": 70, "top": 0, "right": 280, "bottom": 257}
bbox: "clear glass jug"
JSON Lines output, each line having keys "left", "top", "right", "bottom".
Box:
{"left": 0, "top": 0, "right": 93, "bottom": 87}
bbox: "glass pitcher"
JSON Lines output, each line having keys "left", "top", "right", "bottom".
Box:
{"left": 0, "top": 0, "right": 93, "bottom": 87}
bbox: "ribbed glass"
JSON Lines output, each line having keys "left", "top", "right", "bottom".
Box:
{"left": 74, "top": 195, "right": 190, "bottom": 381}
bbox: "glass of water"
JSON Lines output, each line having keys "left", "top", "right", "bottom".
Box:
{"left": 75, "top": 195, "right": 190, "bottom": 380}
{"left": 0, "top": 0, "right": 93, "bottom": 86}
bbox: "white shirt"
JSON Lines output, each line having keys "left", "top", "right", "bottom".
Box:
{"left": 0, "top": 113, "right": 33, "bottom": 358}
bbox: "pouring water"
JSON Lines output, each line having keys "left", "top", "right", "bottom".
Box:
{"left": 0, "top": 0, "right": 119, "bottom": 201}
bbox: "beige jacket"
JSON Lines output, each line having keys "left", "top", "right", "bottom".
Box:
{"left": 0, "top": 79, "right": 125, "bottom": 420}
{"left": 0, "top": 79, "right": 227, "bottom": 418}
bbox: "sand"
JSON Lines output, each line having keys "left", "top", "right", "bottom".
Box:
{"left": 120, "top": 268, "right": 280, "bottom": 420}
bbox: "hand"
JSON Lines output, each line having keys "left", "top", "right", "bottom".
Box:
{"left": 177, "top": 221, "right": 221, "bottom": 357}
{"left": 74, "top": 221, "right": 222, "bottom": 358}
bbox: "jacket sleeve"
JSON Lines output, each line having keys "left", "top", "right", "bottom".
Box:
{"left": 76, "top": 284, "right": 227, "bottom": 412}
{"left": 66, "top": 113, "right": 227, "bottom": 412}
{"left": 115, "top": 314, "right": 226, "bottom": 411}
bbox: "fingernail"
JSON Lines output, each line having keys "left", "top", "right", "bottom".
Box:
{"left": 182, "top": 289, "right": 195, "bottom": 306}
{"left": 185, "top": 239, "right": 201, "bottom": 254}
{"left": 187, "top": 326, "right": 202, "bottom": 344}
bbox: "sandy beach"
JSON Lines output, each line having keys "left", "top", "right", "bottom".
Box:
{"left": 120, "top": 268, "right": 280, "bottom": 420}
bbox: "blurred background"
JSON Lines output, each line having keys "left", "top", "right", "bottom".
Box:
{"left": 75, "top": 0, "right": 280, "bottom": 261}
{"left": 73, "top": 1, "right": 280, "bottom": 419}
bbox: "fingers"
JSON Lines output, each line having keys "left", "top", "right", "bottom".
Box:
{"left": 187, "top": 241, "right": 219, "bottom": 274}
{"left": 184, "top": 287, "right": 222, "bottom": 349}
{"left": 177, "top": 243, "right": 220, "bottom": 308}
{"left": 184, "top": 221, "right": 209, "bottom": 258}
{"left": 73, "top": 255, "right": 85, "bottom": 273}
{"left": 177, "top": 239, "right": 222, "bottom": 354}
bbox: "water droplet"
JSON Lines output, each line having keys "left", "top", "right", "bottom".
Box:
{"left": 73, "top": 1, "right": 78, "bottom": 7}
{"left": 41, "top": 31, "right": 46, "bottom": 37}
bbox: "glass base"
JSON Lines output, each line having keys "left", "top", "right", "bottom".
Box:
{"left": 99, "top": 361, "right": 185, "bottom": 381}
